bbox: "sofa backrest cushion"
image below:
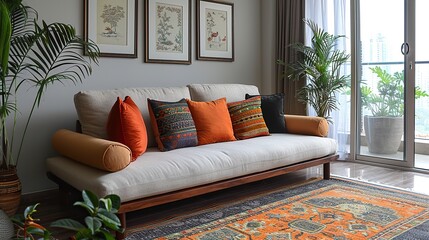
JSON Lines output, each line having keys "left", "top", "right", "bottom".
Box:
{"left": 74, "top": 87, "right": 190, "bottom": 148}
{"left": 188, "top": 84, "right": 260, "bottom": 103}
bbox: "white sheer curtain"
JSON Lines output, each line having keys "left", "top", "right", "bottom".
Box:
{"left": 305, "top": 0, "right": 351, "bottom": 160}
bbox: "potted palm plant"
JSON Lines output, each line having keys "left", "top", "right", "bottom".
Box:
{"left": 0, "top": 0, "right": 99, "bottom": 216}
{"left": 361, "top": 66, "right": 428, "bottom": 154}
{"left": 282, "top": 19, "right": 350, "bottom": 123}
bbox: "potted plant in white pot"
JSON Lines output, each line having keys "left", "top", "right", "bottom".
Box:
{"left": 361, "top": 66, "right": 428, "bottom": 154}
{"left": 0, "top": 0, "right": 99, "bottom": 216}
{"left": 280, "top": 19, "right": 350, "bottom": 124}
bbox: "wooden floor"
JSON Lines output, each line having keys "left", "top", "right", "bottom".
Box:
{"left": 16, "top": 160, "right": 429, "bottom": 239}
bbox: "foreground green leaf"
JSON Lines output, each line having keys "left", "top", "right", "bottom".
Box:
{"left": 85, "top": 216, "right": 102, "bottom": 235}
{"left": 50, "top": 218, "right": 85, "bottom": 231}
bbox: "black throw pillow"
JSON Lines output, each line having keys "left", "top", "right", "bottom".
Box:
{"left": 245, "top": 93, "right": 286, "bottom": 133}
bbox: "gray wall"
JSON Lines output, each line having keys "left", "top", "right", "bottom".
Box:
{"left": 19, "top": 0, "right": 263, "bottom": 194}
{"left": 261, "top": 0, "right": 276, "bottom": 94}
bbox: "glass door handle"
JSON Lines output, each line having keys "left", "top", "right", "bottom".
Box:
{"left": 401, "top": 42, "right": 409, "bottom": 55}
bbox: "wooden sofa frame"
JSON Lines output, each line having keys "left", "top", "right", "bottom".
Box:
{"left": 47, "top": 154, "right": 338, "bottom": 239}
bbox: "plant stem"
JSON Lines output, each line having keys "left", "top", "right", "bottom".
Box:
{"left": 14, "top": 92, "right": 38, "bottom": 167}
{"left": 1, "top": 73, "right": 7, "bottom": 169}
{"left": 1, "top": 125, "right": 6, "bottom": 169}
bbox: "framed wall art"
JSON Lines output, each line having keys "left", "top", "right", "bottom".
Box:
{"left": 84, "top": 0, "right": 138, "bottom": 58}
{"left": 197, "top": 0, "right": 234, "bottom": 62}
{"left": 145, "top": 0, "right": 191, "bottom": 64}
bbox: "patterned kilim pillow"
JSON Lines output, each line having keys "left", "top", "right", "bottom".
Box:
{"left": 227, "top": 96, "right": 270, "bottom": 140}
{"left": 148, "top": 98, "right": 198, "bottom": 151}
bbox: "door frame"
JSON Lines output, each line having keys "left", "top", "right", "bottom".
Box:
{"left": 351, "top": 0, "right": 416, "bottom": 168}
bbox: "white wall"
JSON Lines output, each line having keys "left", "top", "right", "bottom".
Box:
{"left": 19, "top": 0, "right": 262, "bottom": 194}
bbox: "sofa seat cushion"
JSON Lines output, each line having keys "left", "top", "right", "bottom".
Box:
{"left": 46, "top": 134, "right": 337, "bottom": 202}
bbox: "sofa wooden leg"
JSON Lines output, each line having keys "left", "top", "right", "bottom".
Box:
{"left": 116, "top": 212, "right": 126, "bottom": 240}
{"left": 323, "top": 162, "right": 330, "bottom": 180}
{"left": 58, "top": 186, "right": 69, "bottom": 206}
{"left": 47, "top": 172, "right": 80, "bottom": 207}
{"left": 58, "top": 184, "right": 80, "bottom": 207}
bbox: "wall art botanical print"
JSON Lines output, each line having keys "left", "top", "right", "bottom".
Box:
{"left": 197, "top": 0, "right": 234, "bottom": 61}
{"left": 205, "top": 9, "right": 227, "bottom": 51}
{"left": 145, "top": 0, "right": 191, "bottom": 64}
{"left": 98, "top": 2, "right": 126, "bottom": 45}
{"left": 84, "top": 0, "right": 137, "bottom": 58}
{"left": 156, "top": 3, "right": 183, "bottom": 53}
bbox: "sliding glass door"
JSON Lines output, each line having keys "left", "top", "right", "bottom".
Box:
{"left": 355, "top": 0, "right": 417, "bottom": 167}
{"left": 414, "top": 0, "right": 429, "bottom": 169}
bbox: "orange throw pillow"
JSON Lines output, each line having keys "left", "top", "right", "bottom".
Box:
{"left": 187, "top": 98, "right": 236, "bottom": 145}
{"left": 106, "top": 96, "right": 148, "bottom": 160}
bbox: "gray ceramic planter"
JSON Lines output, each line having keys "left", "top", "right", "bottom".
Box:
{"left": 364, "top": 115, "right": 404, "bottom": 154}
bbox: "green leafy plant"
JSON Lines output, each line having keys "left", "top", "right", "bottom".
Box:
{"left": 0, "top": 0, "right": 99, "bottom": 170}
{"left": 281, "top": 19, "right": 350, "bottom": 123}
{"left": 11, "top": 203, "right": 53, "bottom": 239}
{"left": 11, "top": 190, "right": 123, "bottom": 240}
{"left": 361, "top": 66, "right": 428, "bottom": 117}
{"left": 50, "top": 190, "right": 123, "bottom": 240}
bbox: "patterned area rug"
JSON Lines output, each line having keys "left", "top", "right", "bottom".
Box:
{"left": 126, "top": 178, "right": 429, "bottom": 239}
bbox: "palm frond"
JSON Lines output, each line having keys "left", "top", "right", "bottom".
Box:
{"left": 0, "top": 1, "right": 12, "bottom": 75}
{"left": 0, "top": 1, "right": 100, "bottom": 168}
{"left": 22, "top": 22, "right": 98, "bottom": 100}
{"left": 10, "top": 4, "right": 36, "bottom": 38}
{"left": 0, "top": 97, "right": 16, "bottom": 119}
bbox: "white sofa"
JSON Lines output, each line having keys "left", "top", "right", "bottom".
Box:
{"left": 46, "top": 83, "right": 337, "bottom": 238}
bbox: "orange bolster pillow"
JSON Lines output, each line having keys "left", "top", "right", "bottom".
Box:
{"left": 284, "top": 115, "right": 329, "bottom": 137}
{"left": 52, "top": 129, "right": 132, "bottom": 172}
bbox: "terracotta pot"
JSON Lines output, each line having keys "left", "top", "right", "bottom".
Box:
{"left": 0, "top": 167, "right": 22, "bottom": 216}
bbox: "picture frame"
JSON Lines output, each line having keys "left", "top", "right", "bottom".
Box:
{"left": 197, "top": 0, "right": 234, "bottom": 62}
{"left": 84, "top": 0, "right": 138, "bottom": 58}
{"left": 145, "top": 0, "right": 191, "bottom": 64}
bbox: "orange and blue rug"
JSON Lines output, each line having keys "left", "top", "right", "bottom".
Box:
{"left": 126, "top": 178, "right": 429, "bottom": 239}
